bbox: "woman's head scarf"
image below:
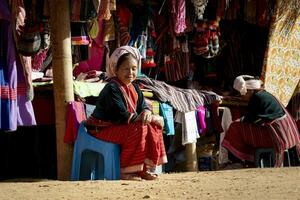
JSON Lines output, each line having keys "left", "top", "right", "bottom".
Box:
{"left": 233, "top": 75, "right": 262, "bottom": 95}
{"left": 106, "top": 46, "right": 141, "bottom": 78}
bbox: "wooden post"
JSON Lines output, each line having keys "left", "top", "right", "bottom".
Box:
{"left": 185, "top": 143, "right": 198, "bottom": 171}
{"left": 49, "top": 0, "right": 74, "bottom": 180}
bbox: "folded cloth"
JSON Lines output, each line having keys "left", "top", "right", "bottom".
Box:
{"left": 73, "top": 80, "right": 106, "bottom": 98}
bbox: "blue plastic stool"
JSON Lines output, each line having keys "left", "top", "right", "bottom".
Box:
{"left": 71, "top": 123, "right": 120, "bottom": 180}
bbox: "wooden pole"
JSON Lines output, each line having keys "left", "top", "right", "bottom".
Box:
{"left": 49, "top": 0, "right": 74, "bottom": 180}
{"left": 185, "top": 143, "right": 198, "bottom": 171}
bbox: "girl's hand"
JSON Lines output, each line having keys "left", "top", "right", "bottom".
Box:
{"left": 141, "top": 110, "right": 152, "bottom": 125}
{"left": 151, "top": 115, "right": 164, "bottom": 128}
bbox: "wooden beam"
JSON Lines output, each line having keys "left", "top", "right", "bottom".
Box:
{"left": 49, "top": 0, "right": 74, "bottom": 180}
{"left": 185, "top": 143, "right": 198, "bottom": 171}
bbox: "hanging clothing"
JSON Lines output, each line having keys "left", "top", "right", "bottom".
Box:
{"left": 86, "top": 78, "right": 167, "bottom": 173}
{"left": 136, "top": 76, "right": 222, "bottom": 113}
{"left": 73, "top": 18, "right": 105, "bottom": 77}
{"left": 175, "top": 110, "right": 200, "bottom": 145}
{"left": 261, "top": 2, "right": 300, "bottom": 106}
{"left": 218, "top": 107, "right": 232, "bottom": 164}
{"left": 0, "top": 0, "right": 36, "bottom": 131}
{"left": 171, "top": 0, "right": 186, "bottom": 34}
{"left": 10, "top": 0, "right": 34, "bottom": 101}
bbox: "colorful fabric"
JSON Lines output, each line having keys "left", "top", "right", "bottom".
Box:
{"left": 0, "top": 1, "right": 36, "bottom": 131}
{"left": 73, "top": 19, "right": 105, "bottom": 77}
{"left": 222, "top": 120, "right": 275, "bottom": 161}
{"left": 137, "top": 76, "right": 222, "bottom": 112}
{"left": 64, "top": 101, "right": 87, "bottom": 144}
{"left": 32, "top": 48, "right": 48, "bottom": 71}
{"left": 116, "top": 5, "right": 132, "bottom": 46}
{"left": 267, "top": 110, "right": 300, "bottom": 167}
{"left": 98, "top": 0, "right": 111, "bottom": 20}
{"left": 103, "top": 17, "right": 115, "bottom": 42}
{"left": 89, "top": 121, "right": 167, "bottom": 173}
{"left": 222, "top": 97, "right": 300, "bottom": 167}
{"left": 171, "top": 0, "right": 186, "bottom": 34}
{"left": 261, "top": 7, "right": 300, "bottom": 106}
{"left": 71, "top": 36, "right": 90, "bottom": 45}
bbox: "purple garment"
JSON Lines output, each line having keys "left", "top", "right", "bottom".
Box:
{"left": 0, "top": 0, "right": 36, "bottom": 131}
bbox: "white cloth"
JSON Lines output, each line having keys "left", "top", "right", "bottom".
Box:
{"left": 175, "top": 111, "right": 200, "bottom": 145}
{"left": 218, "top": 107, "right": 232, "bottom": 164}
{"left": 233, "top": 75, "right": 262, "bottom": 95}
{"left": 106, "top": 46, "right": 142, "bottom": 78}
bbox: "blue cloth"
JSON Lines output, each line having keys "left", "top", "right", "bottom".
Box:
{"left": 159, "top": 103, "right": 175, "bottom": 136}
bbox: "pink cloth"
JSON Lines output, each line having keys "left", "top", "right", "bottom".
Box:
{"left": 32, "top": 49, "right": 48, "bottom": 71}
{"left": 64, "top": 101, "right": 87, "bottom": 144}
{"left": 73, "top": 19, "right": 105, "bottom": 77}
{"left": 171, "top": 0, "right": 186, "bottom": 34}
{"left": 196, "top": 105, "right": 207, "bottom": 134}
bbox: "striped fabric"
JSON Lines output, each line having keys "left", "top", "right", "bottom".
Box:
{"left": 267, "top": 111, "right": 300, "bottom": 167}
{"left": 137, "top": 76, "right": 222, "bottom": 112}
{"left": 222, "top": 109, "right": 300, "bottom": 167}
{"left": 71, "top": 36, "right": 90, "bottom": 45}
{"left": 89, "top": 121, "right": 167, "bottom": 173}
{"left": 222, "top": 120, "right": 274, "bottom": 162}
{"left": 0, "top": 3, "right": 36, "bottom": 131}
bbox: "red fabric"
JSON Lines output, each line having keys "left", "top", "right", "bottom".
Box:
{"left": 117, "top": 5, "right": 132, "bottom": 27}
{"left": 113, "top": 79, "right": 138, "bottom": 114}
{"left": 222, "top": 111, "right": 300, "bottom": 166}
{"left": 64, "top": 101, "right": 87, "bottom": 144}
{"left": 32, "top": 93, "right": 55, "bottom": 125}
{"left": 222, "top": 121, "right": 274, "bottom": 161}
{"left": 89, "top": 121, "right": 166, "bottom": 168}
{"left": 267, "top": 111, "right": 300, "bottom": 166}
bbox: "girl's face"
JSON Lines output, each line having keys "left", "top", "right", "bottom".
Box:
{"left": 115, "top": 57, "right": 138, "bottom": 85}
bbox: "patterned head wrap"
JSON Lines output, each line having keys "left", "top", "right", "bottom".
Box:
{"left": 233, "top": 75, "right": 262, "bottom": 95}
{"left": 106, "top": 46, "right": 141, "bottom": 78}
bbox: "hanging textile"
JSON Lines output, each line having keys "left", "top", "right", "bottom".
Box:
{"left": 261, "top": 2, "right": 300, "bottom": 106}
{"left": 136, "top": 76, "right": 222, "bottom": 113}
{"left": 171, "top": 0, "right": 187, "bottom": 34}
{"left": 0, "top": 0, "right": 36, "bottom": 131}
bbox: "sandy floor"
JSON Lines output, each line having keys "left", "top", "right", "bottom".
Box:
{"left": 0, "top": 167, "right": 299, "bottom": 200}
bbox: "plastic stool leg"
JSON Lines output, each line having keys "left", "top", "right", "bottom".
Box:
{"left": 284, "top": 150, "right": 291, "bottom": 167}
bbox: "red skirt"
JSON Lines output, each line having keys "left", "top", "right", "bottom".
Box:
{"left": 222, "top": 113, "right": 300, "bottom": 166}
{"left": 89, "top": 121, "right": 167, "bottom": 173}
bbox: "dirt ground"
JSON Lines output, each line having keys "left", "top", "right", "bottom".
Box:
{"left": 0, "top": 167, "right": 299, "bottom": 200}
